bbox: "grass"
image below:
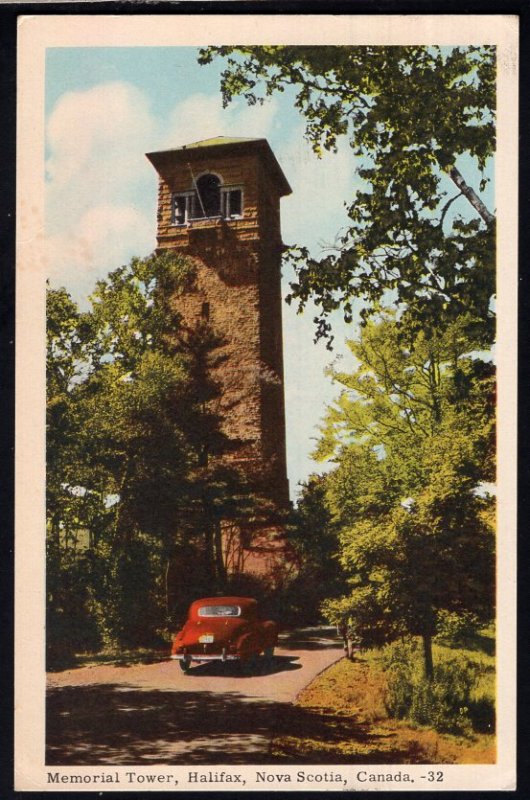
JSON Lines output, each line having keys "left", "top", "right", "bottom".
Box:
{"left": 433, "top": 626, "right": 496, "bottom": 736}
{"left": 270, "top": 630, "right": 495, "bottom": 765}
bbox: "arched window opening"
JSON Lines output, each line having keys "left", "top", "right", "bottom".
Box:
{"left": 171, "top": 173, "right": 244, "bottom": 225}
{"left": 196, "top": 174, "right": 221, "bottom": 218}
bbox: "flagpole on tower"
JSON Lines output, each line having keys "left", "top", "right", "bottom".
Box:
{"left": 188, "top": 163, "right": 206, "bottom": 217}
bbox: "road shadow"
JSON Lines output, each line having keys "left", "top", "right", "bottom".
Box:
{"left": 46, "top": 677, "right": 431, "bottom": 765}
{"left": 46, "top": 683, "right": 285, "bottom": 765}
{"left": 182, "top": 655, "right": 301, "bottom": 678}
{"left": 279, "top": 626, "right": 343, "bottom": 651}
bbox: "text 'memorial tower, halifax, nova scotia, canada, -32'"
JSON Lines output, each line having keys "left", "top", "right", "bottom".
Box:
{"left": 146, "top": 137, "right": 295, "bottom": 588}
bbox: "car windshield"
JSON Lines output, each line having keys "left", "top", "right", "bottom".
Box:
{"left": 198, "top": 604, "right": 241, "bottom": 618}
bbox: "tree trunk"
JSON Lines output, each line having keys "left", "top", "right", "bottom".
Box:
{"left": 213, "top": 520, "right": 226, "bottom": 586}
{"left": 165, "top": 557, "right": 171, "bottom": 619}
{"left": 111, "top": 459, "right": 135, "bottom": 553}
{"left": 447, "top": 166, "right": 495, "bottom": 226}
{"left": 204, "top": 522, "right": 217, "bottom": 586}
{"left": 422, "top": 633, "right": 434, "bottom": 681}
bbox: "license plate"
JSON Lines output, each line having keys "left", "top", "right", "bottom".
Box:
{"left": 199, "top": 634, "right": 214, "bottom": 643}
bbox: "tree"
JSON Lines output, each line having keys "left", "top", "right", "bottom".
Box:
{"left": 46, "top": 252, "right": 255, "bottom": 654}
{"left": 47, "top": 286, "right": 96, "bottom": 539}
{"left": 315, "top": 315, "right": 495, "bottom": 678}
{"left": 46, "top": 286, "right": 115, "bottom": 661}
{"left": 200, "top": 46, "right": 495, "bottom": 346}
{"left": 281, "top": 475, "right": 345, "bottom": 623}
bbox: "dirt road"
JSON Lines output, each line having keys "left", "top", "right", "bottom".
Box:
{"left": 46, "top": 627, "right": 343, "bottom": 765}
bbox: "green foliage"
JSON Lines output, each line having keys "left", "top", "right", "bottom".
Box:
{"left": 435, "top": 610, "right": 481, "bottom": 647}
{"left": 318, "top": 312, "right": 494, "bottom": 483}
{"left": 85, "top": 534, "right": 166, "bottom": 651}
{"left": 281, "top": 476, "right": 346, "bottom": 623}
{"left": 384, "top": 641, "right": 475, "bottom": 735}
{"left": 315, "top": 315, "right": 494, "bottom": 675}
{"left": 319, "top": 597, "right": 347, "bottom": 627}
{"left": 381, "top": 638, "right": 494, "bottom": 736}
{"left": 46, "top": 252, "right": 252, "bottom": 663}
{"left": 200, "top": 45, "right": 495, "bottom": 346}
{"left": 47, "top": 253, "right": 201, "bottom": 552}
{"left": 46, "top": 539, "right": 102, "bottom": 669}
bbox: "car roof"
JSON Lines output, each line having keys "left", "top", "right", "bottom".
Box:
{"left": 190, "top": 596, "right": 257, "bottom": 607}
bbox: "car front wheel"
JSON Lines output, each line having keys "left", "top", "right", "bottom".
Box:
{"left": 179, "top": 658, "right": 191, "bottom": 674}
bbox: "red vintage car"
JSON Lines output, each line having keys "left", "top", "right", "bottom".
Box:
{"left": 170, "top": 596, "right": 278, "bottom": 673}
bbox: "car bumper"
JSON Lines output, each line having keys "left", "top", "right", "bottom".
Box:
{"left": 171, "top": 653, "right": 241, "bottom": 663}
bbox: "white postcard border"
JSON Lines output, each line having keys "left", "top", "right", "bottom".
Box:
{"left": 15, "top": 13, "right": 518, "bottom": 792}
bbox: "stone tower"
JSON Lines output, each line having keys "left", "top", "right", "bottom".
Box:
{"left": 146, "top": 136, "right": 293, "bottom": 582}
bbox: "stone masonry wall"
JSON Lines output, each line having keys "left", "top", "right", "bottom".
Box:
{"left": 151, "top": 143, "right": 292, "bottom": 584}
{"left": 154, "top": 148, "right": 289, "bottom": 507}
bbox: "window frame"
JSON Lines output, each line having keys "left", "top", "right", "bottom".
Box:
{"left": 172, "top": 190, "right": 195, "bottom": 226}
{"left": 220, "top": 186, "right": 244, "bottom": 220}
{"left": 171, "top": 179, "right": 244, "bottom": 226}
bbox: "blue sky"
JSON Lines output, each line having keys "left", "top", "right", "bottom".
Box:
{"left": 44, "top": 46, "right": 494, "bottom": 500}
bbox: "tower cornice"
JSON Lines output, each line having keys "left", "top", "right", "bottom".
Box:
{"left": 146, "top": 136, "right": 292, "bottom": 198}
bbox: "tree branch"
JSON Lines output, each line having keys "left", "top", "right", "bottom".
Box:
{"left": 447, "top": 167, "right": 494, "bottom": 226}
{"left": 439, "top": 192, "right": 463, "bottom": 230}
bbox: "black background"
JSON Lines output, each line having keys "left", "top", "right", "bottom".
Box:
{"left": 1, "top": 2, "right": 528, "bottom": 797}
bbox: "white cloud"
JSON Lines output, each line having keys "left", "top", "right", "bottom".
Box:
{"left": 46, "top": 204, "right": 154, "bottom": 302}
{"left": 46, "top": 82, "right": 157, "bottom": 236}
{"left": 162, "top": 92, "right": 278, "bottom": 149}
{"left": 46, "top": 81, "right": 155, "bottom": 186}
{"left": 45, "top": 83, "right": 278, "bottom": 304}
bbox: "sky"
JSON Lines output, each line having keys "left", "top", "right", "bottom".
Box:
{"left": 44, "top": 45, "right": 364, "bottom": 500}
{"left": 44, "top": 46, "right": 494, "bottom": 501}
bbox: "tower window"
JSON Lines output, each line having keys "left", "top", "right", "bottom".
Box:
{"left": 201, "top": 302, "right": 210, "bottom": 320}
{"left": 172, "top": 191, "right": 194, "bottom": 225}
{"left": 195, "top": 174, "right": 221, "bottom": 217}
{"left": 171, "top": 177, "right": 244, "bottom": 225}
{"left": 173, "top": 195, "right": 186, "bottom": 225}
{"left": 221, "top": 188, "right": 243, "bottom": 219}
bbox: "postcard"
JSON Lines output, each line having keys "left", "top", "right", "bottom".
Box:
{"left": 15, "top": 12, "right": 517, "bottom": 792}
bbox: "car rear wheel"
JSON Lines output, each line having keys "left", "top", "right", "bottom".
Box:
{"left": 179, "top": 658, "right": 191, "bottom": 674}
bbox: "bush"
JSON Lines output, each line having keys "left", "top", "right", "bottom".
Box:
{"left": 435, "top": 610, "right": 480, "bottom": 647}
{"left": 89, "top": 535, "right": 167, "bottom": 650}
{"left": 468, "top": 697, "right": 496, "bottom": 733}
{"left": 382, "top": 640, "right": 484, "bottom": 736}
{"left": 46, "top": 545, "right": 103, "bottom": 669}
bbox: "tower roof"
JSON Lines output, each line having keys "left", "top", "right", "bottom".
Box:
{"left": 146, "top": 136, "right": 292, "bottom": 197}
{"left": 174, "top": 136, "right": 261, "bottom": 149}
